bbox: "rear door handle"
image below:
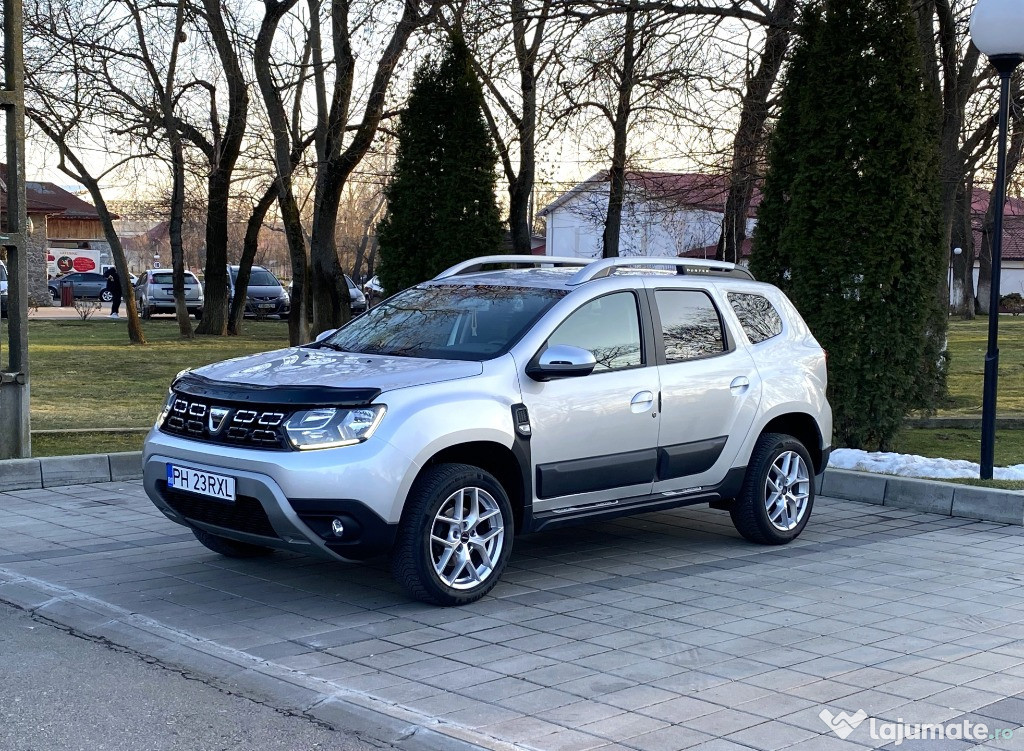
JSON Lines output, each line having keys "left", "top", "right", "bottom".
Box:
{"left": 730, "top": 377, "right": 750, "bottom": 392}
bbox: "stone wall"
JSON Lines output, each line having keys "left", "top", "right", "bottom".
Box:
{"left": 26, "top": 214, "right": 50, "bottom": 306}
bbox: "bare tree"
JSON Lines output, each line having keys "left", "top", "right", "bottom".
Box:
{"left": 305, "top": 0, "right": 443, "bottom": 337}
{"left": 24, "top": 0, "right": 147, "bottom": 343}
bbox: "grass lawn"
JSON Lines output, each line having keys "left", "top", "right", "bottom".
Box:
{"left": 942, "top": 315, "right": 1024, "bottom": 415}
{"left": 15, "top": 315, "right": 1024, "bottom": 463}
{"left": 26, "top": 320, "right": 289, "bottom": 455}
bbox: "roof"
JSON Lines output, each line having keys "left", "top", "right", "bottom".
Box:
{"left": 971, "top": 187, "right": 1024, "bottom": 217}
{"left": 683, "top": 239, "right": 754, "bottom": 260}
{"left": 0, "top": 164, "right": 112, "bottom": 219}
{"left": 973, "top": 216, "right": 1024, "bottom": 262}
{"left": 540, "top": 171, "right": 762, "bottom": 219}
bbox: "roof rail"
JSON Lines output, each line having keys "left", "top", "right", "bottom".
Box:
{"left": 433, "top": 255, "right": 592, "bottom": 280}
{"left": 566, "top": 257, "right": 754, "bottom": 285}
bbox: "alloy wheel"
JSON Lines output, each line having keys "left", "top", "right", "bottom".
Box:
{"left": 763, "top": 450, "right": 810, "bottom": 532}
{"left": 430, "top": 486, "right": 505, "bottom": 590}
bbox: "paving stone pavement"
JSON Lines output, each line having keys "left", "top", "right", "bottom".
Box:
{"left": 2, "top": 481, "right": 1024, "bottom": 751}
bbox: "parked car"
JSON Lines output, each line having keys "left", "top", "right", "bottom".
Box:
{"left": 48, "top": 272, "right": 111, "bottom": 302}
{"left": 0, "top": 260, "right": 7, "bottom": 317}
{"left": 283, "top": 275, "right": 366, "bottom": 314}
{"left": 362, "top": 275, "right": 384, "bottom": 296}
{"left": 143, "top": 255, "right": 832, "bottom": 606}
{"left": 135, "top": 269, "right": 204, "bottom": 319}
{"left": 228, "top": 265, "right": 290, "bottom": 319}
{"left": 346, "top": 275, "right": 367, "bottom": 313}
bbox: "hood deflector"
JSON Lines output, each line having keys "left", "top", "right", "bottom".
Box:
{"left": 173, "top": 372, "right": 381, "bottom": 407}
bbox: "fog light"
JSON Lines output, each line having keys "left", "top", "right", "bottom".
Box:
{"left": 330, "top": 518, "right": 345, "bottom": 537}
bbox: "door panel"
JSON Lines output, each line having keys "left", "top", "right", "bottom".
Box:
{"left": 520, "top": 291, "right": 661, "bottom": 513}
{"left": 652, "top": 288, "right": 761, "bottom": 494}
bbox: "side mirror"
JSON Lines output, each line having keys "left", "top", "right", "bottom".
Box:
{"left": 526, "top": 344, "right": 597, "bottom": 381}
{"left": 313, "top": 328, "right": 337, "bottom": 344}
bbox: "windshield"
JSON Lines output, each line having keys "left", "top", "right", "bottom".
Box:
{"left": 324, "top": 284, "right": 565, "bottom": 361}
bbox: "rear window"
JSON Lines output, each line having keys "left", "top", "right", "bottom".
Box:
{"left": 325, "top": 284, "right": 566, "bottom": 361}
{"left": 152, "top": 272, "right": 198, "bottom": 285}
{"left": 728, "top": 292, "right": 783, "bottom": 344}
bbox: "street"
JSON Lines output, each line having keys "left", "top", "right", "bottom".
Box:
{"left": 0, "top": 603, "right": 378, "bottom": 751}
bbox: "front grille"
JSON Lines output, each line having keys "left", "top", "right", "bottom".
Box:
{"left": 160, "top": 483, "right": 279, "bottom": 538}
{"left": 161, "top": 394, "right": 290, "bottom": 450}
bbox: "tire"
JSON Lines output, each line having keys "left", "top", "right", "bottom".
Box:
{"left": 191, "top": 528, "right": 274, "bottom": 558}
{"left": 278, "top": 312, "right": 289, "bottom": 320}
{"left": 193, "top": 309, "right": 203, "bottom": 320}
{"left": 730, "top": 432, "right": 815, "bottom": 545}
{"left": 140, "top": 300, "right": 151, "bottom": 320}
{"left": 391, "top": 463, "right": 514, "bottom": 606}
{"left": 101, "top": 290, "right": 113, "bottom": 302}
{"left": 50, "top": 287, "right": 59, "bottom": 302}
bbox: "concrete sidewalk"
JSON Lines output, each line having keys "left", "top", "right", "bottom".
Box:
{"left": 2, "top": 481, "right": 1024, "bottom": 750}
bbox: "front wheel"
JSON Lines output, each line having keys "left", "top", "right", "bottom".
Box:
{"left": 101, "top": 290, "right": 113, "bottom": 302}
{"left": 391, "top": 463, "right": 514, "bottom": 606}
{"left": 191, "top": 528, "right": 274, "bottom": 558}
{"left": 50, "top": 287, "right": 59, "bottom": 302}
{"left": 730, "top": 432, "right": 814, "bottom": 545}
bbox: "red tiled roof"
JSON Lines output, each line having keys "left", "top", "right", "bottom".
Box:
{"left": 0, "top": 163, "right": 111, "bottom": 219}
{"left": 683, "top": 238, "right": 754, "bottom": 260}
{"left": 971, "top": 187, "right": 1024, "bottom": 217}
{"left": 973, "top": 216, "right": 1024, "bottom": 262}
{"left": 541, "top": 171, "right": 762, "bottom": 218}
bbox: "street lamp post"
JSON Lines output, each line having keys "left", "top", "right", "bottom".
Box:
{"left": 971, "top": 0, "right": 1024, "bottom": 480}
{"left": 948, "top": 246, "right": 962, "bottom": 312}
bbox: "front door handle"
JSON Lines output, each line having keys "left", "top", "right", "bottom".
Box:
{"left": 730, "top": 377, "right": 750, "bottom": 392}
{"left": 631, "top": 390, "right": 655, "bottom": 413}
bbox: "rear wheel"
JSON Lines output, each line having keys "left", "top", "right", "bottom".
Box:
{"left": 730, "top": 432, "right": 814, "bottom": 545}
{"left": 191, "top": 528, "right": 274, "bottom": 558}
{"left": 391, "top": 463, "right": 513, "bottom": 606}
{"left": 101, "top": 290, "right": 113, "bottom": 302}
{"left": 140, "top": 300, "right": 151, "bottom": 319}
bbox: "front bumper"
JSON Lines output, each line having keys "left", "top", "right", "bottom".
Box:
{"left": 144, "top": 453, "right": 397, "bottom": 561}
{"left": 143, "top": 428, "right": 416, "bottom": 561}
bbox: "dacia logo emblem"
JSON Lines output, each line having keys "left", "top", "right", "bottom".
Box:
{"left": 208, "top": 407, "right": 230, "bottom": 434}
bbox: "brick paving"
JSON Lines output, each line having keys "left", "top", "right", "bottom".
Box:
{"left": 2, "top": 481, "right": 1024, "bottom": 750}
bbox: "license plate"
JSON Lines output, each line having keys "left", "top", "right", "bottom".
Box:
{"left": 166, "top": 464, "right": 236, "bottom": 501}
{"left": 258, "top": 303, "right": 275, "bottom": 309}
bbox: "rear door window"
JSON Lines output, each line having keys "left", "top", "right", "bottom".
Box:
{"left": 655, "top": 290, "right": 727, "bottom": 362}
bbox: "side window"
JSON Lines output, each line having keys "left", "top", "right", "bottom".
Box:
{"left": 547, "top": 292, "right": 643, "bottom": 372}
{"left": 655, "top": 290, "right": 726, "bottom": 362}
{"left": 728, "top": 292, "right": 783, "bottom": 344}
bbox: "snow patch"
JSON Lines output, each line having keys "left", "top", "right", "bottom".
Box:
{"left": 829, "top": 448, "right": 1024, "bottom": 481}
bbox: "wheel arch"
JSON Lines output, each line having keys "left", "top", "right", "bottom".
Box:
{"left": 759, "top": 412, "right": 825, "bottom": 473}
{"left": 416, "top": 441, "right": 528, "bottom": 533}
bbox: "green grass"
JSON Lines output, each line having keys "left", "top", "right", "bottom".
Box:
{"left": 27, "top": 320, "right": 289, "bottom": 435}
{"left": 17, "top": 315, "right": 1024, "bottom": 463}
{"left": 942, "top": 316, "right": 1024, "bottom": 416}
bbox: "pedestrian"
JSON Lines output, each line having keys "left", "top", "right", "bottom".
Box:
{"left": 104, "top": 267, "right": 122, "bottom": 319}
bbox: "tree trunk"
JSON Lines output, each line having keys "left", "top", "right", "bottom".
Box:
{"left": 351, "top": 194, "right": 385, "bottom": 279}
{"left": 256, "top": 0, "right": 308, "bottom": 345}
{"left": 950, "top": 180, "right": 975, "bottom": 318}
{"left": 507, "top": 0, "right": 541, "bottom": 254}
{"left": 165, "top": 0, "right": 193, "bottom": 338}
{"left": 716, "top": 0, "right": 796, "bottom": 264}
{"left": 195, "top": 0, "right": 250, "bottom": 336}
{"left": 228, "top": 183, "right": 277, "bottom": 335}
{"left": 601, "top": 0, "right": 636, "bottom": 259}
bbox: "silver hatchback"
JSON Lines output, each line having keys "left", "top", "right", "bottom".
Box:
{"left": 135, "top": 269, "right": 204, "bottom": 319}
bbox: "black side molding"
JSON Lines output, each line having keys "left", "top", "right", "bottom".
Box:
{"left": 536, "top": 448, "right": 658, "bottom": 499}
{"left": 174, "top": 372, "right": 381, "bottom": 407}
{"left": 656, "top": 436, "right": 727, "bottom": 481}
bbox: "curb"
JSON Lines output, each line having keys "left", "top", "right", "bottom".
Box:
{"left": 820, "top": 468, "right": 1024, "bottom": 525}
{"left": 0, "top": 451, "right": 142, "bottom": 492}
{"left": 1, "top": 454, "right": 1021, "bottom": 527}
{"left": 0, "top": 571, "right": 500, "bottom": 751}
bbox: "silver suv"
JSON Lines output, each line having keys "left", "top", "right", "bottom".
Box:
{"left": 143, "top": 256, "right": 832, "bottom": 605}
{"left": 136, "top": 269, "right": 204, "bottom": 319}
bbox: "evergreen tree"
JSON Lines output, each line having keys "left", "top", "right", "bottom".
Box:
{"left": 377, "top": 36, "right": 503, "bottom": 293}
{"left": 751, "top": 0, "right": 945, "bottom": 450}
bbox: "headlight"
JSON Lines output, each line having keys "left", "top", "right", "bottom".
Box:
{"left": 284, "top": 405, "right": 386, "bottom": 450}
{"left": 279, "top": 291, "right": 290, "bottom": 302}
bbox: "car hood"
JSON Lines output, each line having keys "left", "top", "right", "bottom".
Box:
{"left": 243, "top": 285, "right": 285, "bottom": 297}
{"left": 191, "top": 347, "right": 483, "bottom": 394}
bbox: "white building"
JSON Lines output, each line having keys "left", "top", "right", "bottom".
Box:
{"left": 540, "top": 171, "right": 758, "bottom": 259}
